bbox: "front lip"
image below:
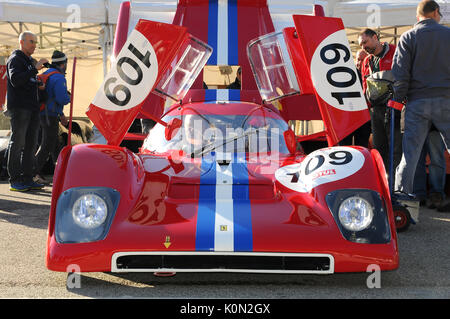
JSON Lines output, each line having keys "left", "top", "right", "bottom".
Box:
{"left": 47, "top": 239, "right": 398, "bottom": 273}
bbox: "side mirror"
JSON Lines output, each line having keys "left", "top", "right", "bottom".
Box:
{"left": 165, "top": 118, "right": 182, "bottom": 141}
{"left": 283, "top": 129, "right": 297, "bottom": 154}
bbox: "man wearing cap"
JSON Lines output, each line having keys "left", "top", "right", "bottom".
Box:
{"left": 390, "top": 0, "right": 450, "bottom": 211}
{"left": 6, "top": 31, "right": 48, "bottom": 191}
{"left": 34, "top": 50, "right": 71, "bottom": 184}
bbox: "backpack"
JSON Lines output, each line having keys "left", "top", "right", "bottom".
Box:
{"left": 37, "top": 70, "right": 60, "bottom": 111}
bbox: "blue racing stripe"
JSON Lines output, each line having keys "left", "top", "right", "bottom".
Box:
{"left": 228, "top": 89, "right": 241, "bottom": 101}
{"left": 228, "top": 0, "right": 239, "bottom": 65}
{"left": 232, "top": 154, "right": 253, "bottom": 251}
{"left": 207, "top": 0, "right": 218, "bottom": 65}
{"left": 195, "top": 159, "right": 217, "bottom": 251}
{"left": 204, "top": 89, "right": 217, "bottom": 102}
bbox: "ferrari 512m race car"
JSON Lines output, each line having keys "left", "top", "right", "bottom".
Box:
{"left": 46, "top": 0, "right": 399, "bottom": 274}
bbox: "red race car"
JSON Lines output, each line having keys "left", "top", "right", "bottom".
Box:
{"left": 46, "top": 1, "right": 398, "bottom": 274}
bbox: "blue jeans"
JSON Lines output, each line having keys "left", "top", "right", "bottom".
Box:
{"left": 413, "top": 130, "right": 446, "bottom": 198}
{"left": 7, "top": 108, "right": 40, "bottom": 184}
{"left": 395, "top": 97, "right": 450, "bottom": 195}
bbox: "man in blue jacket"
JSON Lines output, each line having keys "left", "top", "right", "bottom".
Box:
{"left": 391, "top": 0, "right": 450, "bottom": 210}
{"left": 6, "top": 31, "right": 49, "bottom": 191}
{"left": 34, "top": 50, "right": 71, "bottom": 183}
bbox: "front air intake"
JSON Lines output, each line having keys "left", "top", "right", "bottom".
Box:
{"left": 111, "top": 252, "right": 334, "bottom": 274}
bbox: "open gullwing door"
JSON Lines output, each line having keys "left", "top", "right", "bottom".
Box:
{"left": 248, "top": 15, "right": 370, "bottom": 146}
{"left": 86, "top": 18, "right": 212, "bottom": 146}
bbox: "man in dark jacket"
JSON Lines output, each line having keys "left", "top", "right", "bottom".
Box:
{"left": 6, "top": 31, "right": 48, "bottom": 191}
{"left": 227, "top": 67, "right": 241, "bottom": 89}
{"left": 391, "top": 1, "right": 450, "bottom": 209}
{"left": 34, "top": 50, "right": 71, "bottom": 183}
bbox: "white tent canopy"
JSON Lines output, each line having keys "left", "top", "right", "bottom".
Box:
{"left": 334, "top": 0, "right": 449, "bottom": 27}
{"left": 0, "top": 0, "right": 122, "bottom": 24}
{"left": 1, "top": 0, "right": 447, "bottom": 27}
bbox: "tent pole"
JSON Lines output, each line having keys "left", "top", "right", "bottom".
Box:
{"left": 67, "top": 57, "right": 77, "bottom": 147}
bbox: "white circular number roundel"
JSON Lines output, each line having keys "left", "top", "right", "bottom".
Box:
{"left": 275, "top": 147, "right": 365, "bottom": 193}
{"left": 92, "top": 29, "right": 158, "bottom": 111}
{"left": 310, "top": 29, "right": 367, "bottom": 112}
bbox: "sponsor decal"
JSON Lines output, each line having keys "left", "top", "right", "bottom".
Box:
{"left": 275, "top": 147, "right": 365, "bottom": 192}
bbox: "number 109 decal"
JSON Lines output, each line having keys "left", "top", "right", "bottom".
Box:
{"left": 92, "top": 29, "right": 159, "bottom": 111}
{"left": 310, "top": 30, "right": 367, "bottom": 112}
{"left": 275, "top": 147, "right": 365, "bottom": 193}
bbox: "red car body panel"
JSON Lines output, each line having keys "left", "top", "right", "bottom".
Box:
{"left": 46, "top": 0, "right": 398, "bottom": 274}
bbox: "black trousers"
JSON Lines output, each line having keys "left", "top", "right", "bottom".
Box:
{"left": 7, "top": 108, "right": 40, "bottom": 184}
{"left": 371, "top": 105, "right": 403, "bottom": 180}
{"left": 35, "top": 115, "right": 60, "bottom": 175}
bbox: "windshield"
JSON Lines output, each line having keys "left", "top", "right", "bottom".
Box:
{"left": 142, "top": 109, "right": 291, "bottom": 157}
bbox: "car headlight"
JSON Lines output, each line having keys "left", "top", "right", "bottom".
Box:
{"left": 72, "top": 194, "right": 108, "bottom": 229}
{"left": 55, "top": 187, "right": 120, "bottom": 243}
{"left": 338, "top": 196, "right": 373, "bottom": 231}
{"left": 326, "top": 189, "right": 391, "bottom": 244}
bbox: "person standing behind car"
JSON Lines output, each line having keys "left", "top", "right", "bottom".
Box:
{"left": 391, "top": 0, "right": 450, "bottom": 206}
{"left": 358, "top": 29, "right": 402, "bottom": 178}
{"left": 6, "top": 31, "right": 48, "bottom": 191}
{"left": 34, "top": 50, "right": 71, "bottom": 184}
{"left": 413, "top": 128, "right": 446, "bottom": 209}
{"left": 340, "top": 49, "right": 371, "bottom": 147}
{"left": 355, "top": 49, "right": 368, "bottom": 85}
{"left": 227, "top": 67, "right": 241, "bottom": 90}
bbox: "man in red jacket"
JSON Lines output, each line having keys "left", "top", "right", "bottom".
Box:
{"left": 358, "top": 28, "right": 401, "bottom": 180}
